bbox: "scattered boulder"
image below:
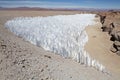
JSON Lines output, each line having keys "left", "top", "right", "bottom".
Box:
{"left": 110, "top": 44, "right": 117, "bottom": 53}
{"left": 109, "top": 23, "right": 120, "bottom": 42}
{"left": 110, "top": 41, "right": 120, "bottom": 55}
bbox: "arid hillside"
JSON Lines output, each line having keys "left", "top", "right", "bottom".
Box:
{"left": 98, "top": 11, "right": 120, "bottom": 55}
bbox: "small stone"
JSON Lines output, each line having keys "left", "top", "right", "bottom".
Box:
{"left": 46, "top": 65, "right": 48, "bottom": 68}
{"left": 22, "top": 65, "right": 25, "bottom": 68}
{"left": 116, "top": 51, "right": 120, "bottom": 56}
{"left": 114, "top": 41, "right": 120, "bottom": 47}
{"left": 1, "top": 44, "right": 6, "bottom": 49}
{"left": 70, "top": 76, "right": 72, "bottom": 78}
{"left": 21, "top": 59, "right": 26, "bottom": 64}
{"left": 0, "top": 60, "right": 2, "bottom": 64}
{"left": 41, "top": 69, "right": 44, "bottom": 72}
{"left": 44, "top": 55, "right": 51, "bottom": 59}
{"left": 110, "top": 46, "right": 117, "bottom": 52}
{"left": 46, "top": 77, "right": 49, "bottom": 80}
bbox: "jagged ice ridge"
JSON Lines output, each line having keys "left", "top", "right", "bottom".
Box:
{"left": 5, "top": 14, "right": 106, "bottom": 72}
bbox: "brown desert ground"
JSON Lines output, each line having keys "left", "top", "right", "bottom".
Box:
{"left": 85, "top": 22, "right": 120, "bottom": 78}
{"left": 0, "top": 10, "right": 120, "bottom": 80}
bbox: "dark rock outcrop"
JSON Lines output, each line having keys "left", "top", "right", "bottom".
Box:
{"left": 110, "top": 41, "right": 120, "bottom": 55}
{"left": 100, "top": 15, "right": 106, "bottom": 25}
{"left": 98, "top": 11, "right": 120, "bottom": 55}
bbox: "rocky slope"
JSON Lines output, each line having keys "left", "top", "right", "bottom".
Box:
{"left": 98, "top": 11, "right": 120, "bottom": 55}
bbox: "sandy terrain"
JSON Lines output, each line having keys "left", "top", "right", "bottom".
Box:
{"left": 85, "top": 18, "right": 120, "bottom": 78}
{"left": 0, "top": 10, "right": 119, "bottom": 80}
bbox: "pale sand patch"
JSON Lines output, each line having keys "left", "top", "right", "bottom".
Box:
{"left": 85, "top": 18, "right": 120, "bottom": 78}
{"left": 0, "top": 10, "right": 118, "bottom": 80}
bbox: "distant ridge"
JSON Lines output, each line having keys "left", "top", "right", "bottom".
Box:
{"left": 0, "top": 7, "right": 120, "bottom": 12}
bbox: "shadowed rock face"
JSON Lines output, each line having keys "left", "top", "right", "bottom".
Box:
{"left": 98, "top": 11, "right": 120, "bottom": 55}
{"left": 99, "top": 12, "right": 116, "bottom": 33}
{"left": 110, "top": 26, "right": 120, "bottom": 41}
{"left": 101, "top": 23, "right": 114, "bottom": 33}
{"left": 99, "top": 15, "right": 106, "bottom": 25}
{"left": 110, "top": 24, "right": 120, "bottom": 55}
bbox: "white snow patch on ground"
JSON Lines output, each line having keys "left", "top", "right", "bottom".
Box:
{"left": 5, "top": 14, "right": 106, "bottom": 72}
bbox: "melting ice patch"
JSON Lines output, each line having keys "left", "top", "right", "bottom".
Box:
{"left": 5, "top": 14, "right": 106, "bottom": 72}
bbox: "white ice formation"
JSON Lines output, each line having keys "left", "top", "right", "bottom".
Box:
{"left": 5, "top": 14, "right": 106, "bottom": 72}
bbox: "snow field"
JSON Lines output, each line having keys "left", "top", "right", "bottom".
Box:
{"left": 5, "top": 14, "right": 106, "bottom": 72}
